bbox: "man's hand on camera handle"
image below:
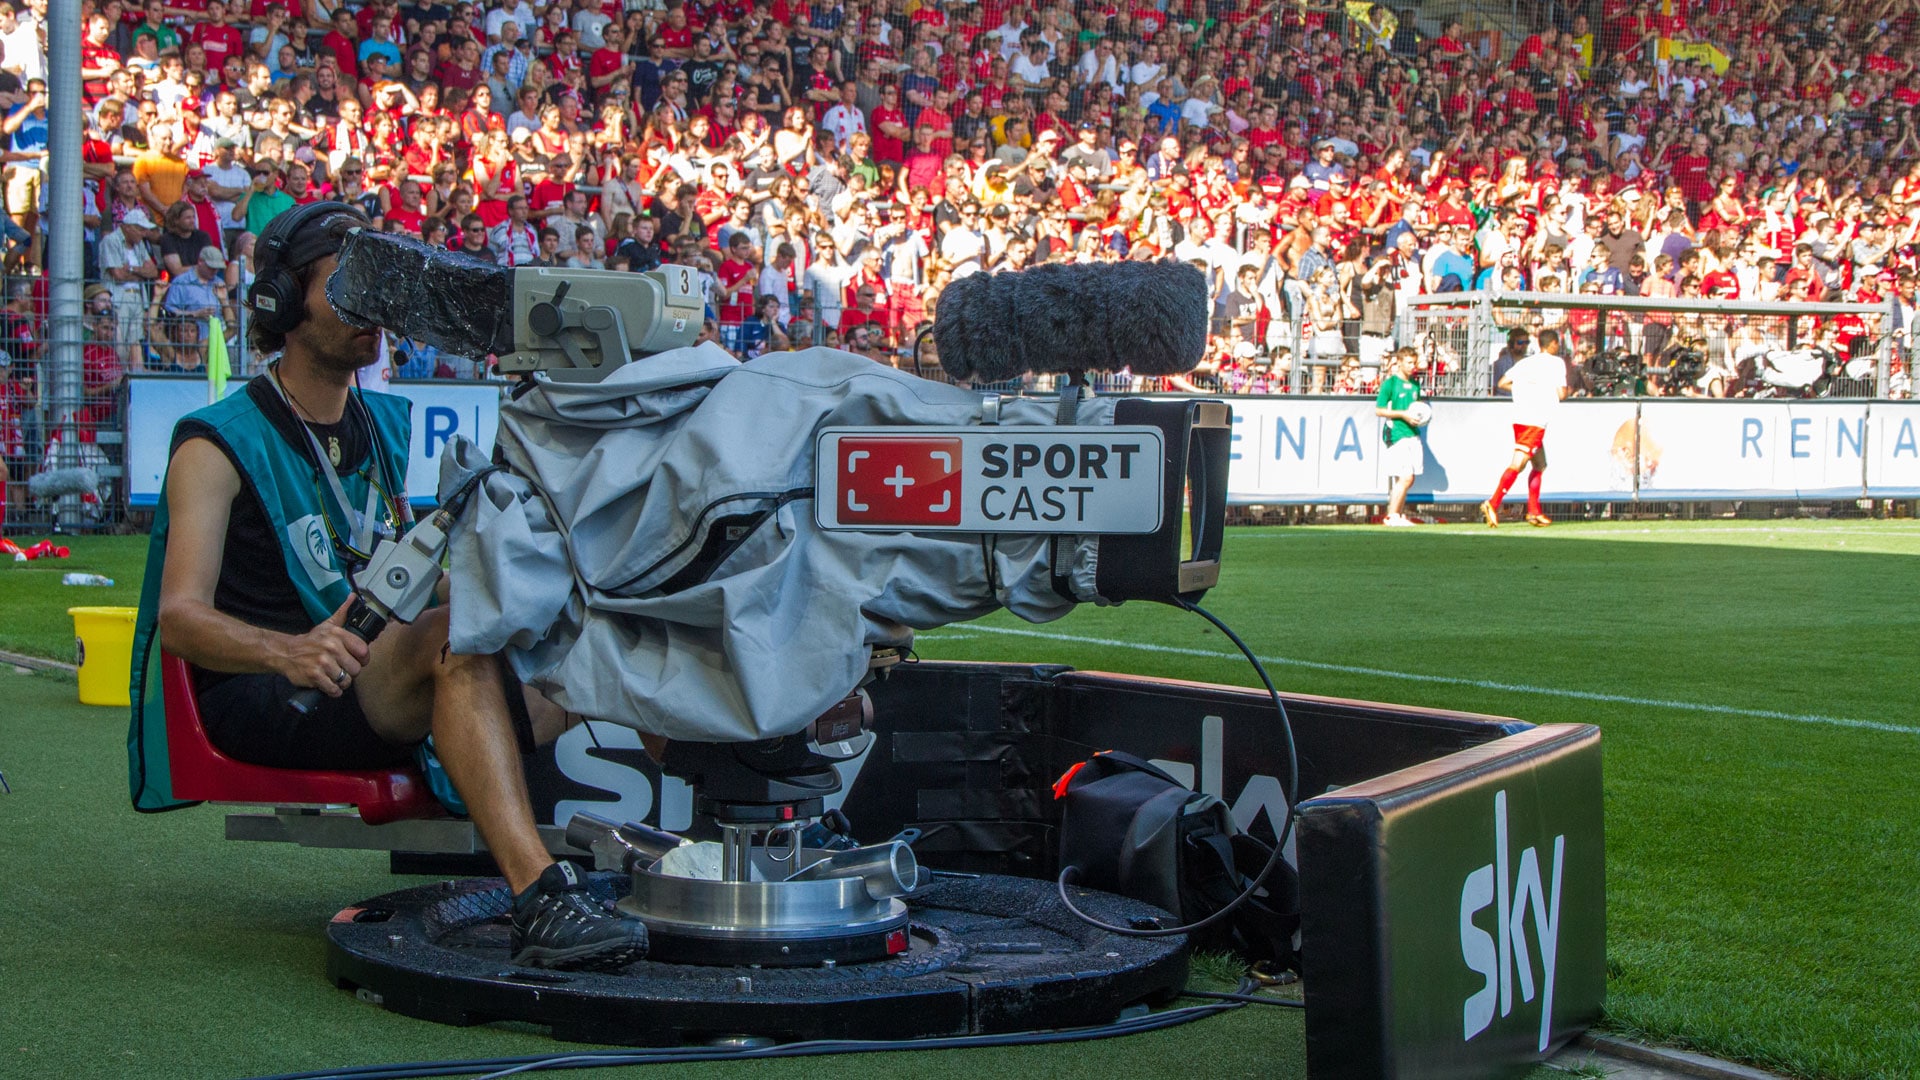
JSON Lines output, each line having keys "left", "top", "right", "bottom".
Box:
{"left": 278, "top": 598, "right": 370, "bottom": 697}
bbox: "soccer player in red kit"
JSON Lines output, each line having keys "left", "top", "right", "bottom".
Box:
{"left": 1481, "top": 327, "right": 1569, "bottom": 528}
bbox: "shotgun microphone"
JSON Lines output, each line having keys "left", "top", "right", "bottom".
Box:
{"left": 929, "top": 260, "right": 1211, "bottom": 384}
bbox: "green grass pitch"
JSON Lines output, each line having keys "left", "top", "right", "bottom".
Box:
{"left": 1, "top": 522, "right": 1916, "bottom": 1079}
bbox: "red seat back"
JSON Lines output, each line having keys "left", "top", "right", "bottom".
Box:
{"left": 161, "top": 652, "right": 438, "bottom": 826}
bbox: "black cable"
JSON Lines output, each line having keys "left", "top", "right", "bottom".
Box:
{"left": 242, "top": 1000, "right": 1243, "bottom": 1080}
{"left": 1053, "top": 599, "right": 1299, "bottom": 939}
{"left": 438, "top": 465, "right": 503, "bottom": 521}
{"left": 1180, "top": 989, "right": 1305, "bottom": 1009}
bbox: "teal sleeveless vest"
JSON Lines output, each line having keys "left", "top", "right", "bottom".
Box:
{"left": 127, "top": 377, "right": 412, "bottom": 811}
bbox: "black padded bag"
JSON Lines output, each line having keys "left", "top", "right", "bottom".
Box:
{"left": 1056, "top": 750, "right": 1299, "bottom": 967}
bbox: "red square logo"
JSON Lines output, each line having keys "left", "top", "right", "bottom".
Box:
{"left": 840, "top": 437, "right": 963, "bottom": 526}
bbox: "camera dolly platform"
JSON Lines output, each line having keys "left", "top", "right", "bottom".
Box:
{"left": 328, "top": 871, "right": 1187, "bottom": 1045}
{"left": 325, "top": 673, "right": 1192, "bottom": 1045}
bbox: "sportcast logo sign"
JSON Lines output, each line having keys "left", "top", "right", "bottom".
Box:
{"left": 814, "top": 427, "right": 1165, "bottom": 533}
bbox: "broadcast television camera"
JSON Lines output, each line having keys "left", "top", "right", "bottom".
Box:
{"left": 1655, "top": 339, "right": 1711, "bottom": 395}
{"left": 321, "top": 231, "right": 1232, "bottom": 963}
{"left": 1584, "top": 349, "right": 1644, "bottom": 397}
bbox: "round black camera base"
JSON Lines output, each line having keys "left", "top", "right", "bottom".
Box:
{"left": 326, "top": 872, "right": 1189, "bottom": 1047}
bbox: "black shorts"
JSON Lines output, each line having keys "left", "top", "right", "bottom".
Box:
{"left": 197, "top": 672, "right": 417, "bottom": 771}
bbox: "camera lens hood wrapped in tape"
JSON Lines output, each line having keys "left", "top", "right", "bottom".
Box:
{"left": 326, "top": 229, "right": 516, "bottom": 360}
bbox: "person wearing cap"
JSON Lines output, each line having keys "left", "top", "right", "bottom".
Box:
{"left": 97, "top": 207, "right": 162, "bottom": 363}
{"left": 1302, "top": 138, "right": 1345, "bottom": 198}
{"left": 202, "top": 138, "right": 249, "bottom": 240}
{"left": 1060, "top": 118, "right": 1111, "bottom": 181}
{"left": 154, "top": 245, "right": 233, "bottom": 371}
{"left": 1182, "top": 75, "right": 1223, "bottom": 133}
{"left": 125, "top": 27, "right": 164, "bottom": 80}
{"left": 357, "top": 48, "right": 400, "bottom": 104}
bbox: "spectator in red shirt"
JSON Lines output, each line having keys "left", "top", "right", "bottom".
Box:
{"left": 900, "top": 125, "right": 944, "bottom": 199}
{"left": 385, "top": 179, "right": 428, "bottom": 235}
{"left": 716, "top": 231, "right": 759, "bottom": 346}
{"left": 1668, "top": 134, "right": 1715, "bottom": 212}
{"left": 321, "top": 8, "right": 360, "bottom": 81}
{"left": 654, "top": 7, "right": 694, "bottom": 60}
{"left": 81, "top": 14, "right": 123, "bottom": 104}
{"left": 589, "top": 24, "right": 634, "bottom": 104}
{"left": 918, "top": 88, "right": 955, "bottom": 157}
{"left": 191, "top": 0, "right": 246, "bottom": 74}
{"left": 838, "top": 283, "right": 887, "bottom": 340}
{"left": 437, "top": 36, "right": 484, "bottom": 94}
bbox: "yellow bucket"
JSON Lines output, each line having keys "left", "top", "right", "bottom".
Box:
{"left": 69, "top": 606, "right": 137, "bottom": 707}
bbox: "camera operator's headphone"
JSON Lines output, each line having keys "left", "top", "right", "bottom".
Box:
{"left": 247, "top": 201, "right": 369, "bottom": 337}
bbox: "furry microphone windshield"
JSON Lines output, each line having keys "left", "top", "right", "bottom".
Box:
{"left": 325, "top": 230, "right": 516, "bottom": 360}
{"left": 27, "top": 467, "right": 99, "bottom": 501}
{"left": 930, "top": 260, "right": 1210, "bottom": 384}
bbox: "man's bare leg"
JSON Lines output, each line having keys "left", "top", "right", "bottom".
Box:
{"left": 1386, "top": 472, "right": 1413, "bottom": 522}
{"left": 352, "top": 607, "right": 646, "bottom": 968}
{"left": 352, "top": 607, "right": 548, "bottom": 892}
{"left": 426, "top": 646, "right": 552, "bottom": 893}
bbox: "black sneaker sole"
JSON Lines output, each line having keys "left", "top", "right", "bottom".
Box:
{"left": 510, "top": 937, "right": 648, "bottom": 973}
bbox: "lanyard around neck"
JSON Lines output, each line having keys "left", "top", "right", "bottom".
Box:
{"left": 268, "top": 364, "right": 383, "bottom": 558}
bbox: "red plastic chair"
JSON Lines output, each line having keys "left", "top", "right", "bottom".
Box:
{"left": 161, "top": 652, "right": 438, "bottom": 826}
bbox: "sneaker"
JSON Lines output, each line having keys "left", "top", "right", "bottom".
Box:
{"left": 1479, "top": 500, "right": 1499, "bottom": 528}
{"left": 510, "top": 861, "right": 649, "bottom": 971}
{"left": 1382, "top": 514, "right": 1415, "bottom": 527}
{"left": 1527, "top": 514, "right": 1552, "bottom": 528}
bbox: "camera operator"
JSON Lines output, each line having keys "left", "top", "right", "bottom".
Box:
{"left": 1650, "top": 337, "right": 1713, "bottom": 397}
{"left": 139, "top": 203, "right": 649, "bottom": 971}
{"left": 1491, "top": 328, "right": 1530, "bottom": 397}
{"left": 1583, "top": 345, "right": 1646, "bottom": 397}
{"left": 1356, "top": 247, "right": 1398, "bottom": 368}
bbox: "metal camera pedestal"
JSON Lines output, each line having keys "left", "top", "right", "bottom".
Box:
{"left": 617, "top": 841, "right": 916, "bottom": 967}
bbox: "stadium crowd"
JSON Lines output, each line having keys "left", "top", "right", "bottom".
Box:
{"left": 4, "top": 0, "right": 1920, "bottom": 435}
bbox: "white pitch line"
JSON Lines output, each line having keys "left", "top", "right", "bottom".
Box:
{"left": 917, "top": 624, "right": 1920, "bottom": 736}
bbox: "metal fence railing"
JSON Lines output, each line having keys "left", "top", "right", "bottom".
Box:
{"left": 1405, "top": 292, "right": 1909, "bottom": 401}
{"left": 2, "top": 263, "right": 255, "bottom": 533}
